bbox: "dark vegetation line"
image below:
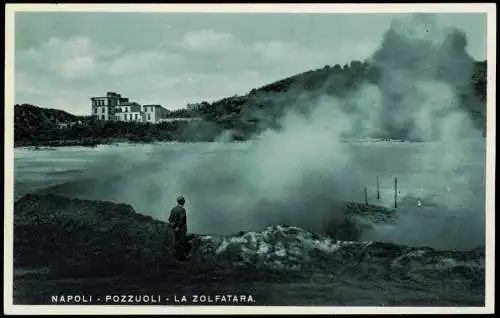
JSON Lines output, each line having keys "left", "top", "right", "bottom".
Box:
{"left": 14, "top": 60, "right": 487, "bottom": 147}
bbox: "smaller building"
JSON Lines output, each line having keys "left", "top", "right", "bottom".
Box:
{"left": 143, "top": 104, "right": 170, "bottom": 123}
{"left": 115, "top": 101, "right": 143, "bottom": 122}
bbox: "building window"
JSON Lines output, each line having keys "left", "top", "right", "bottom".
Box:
{"left": 94, "top": 108, "right": 98, "bottom": 114}
{"left": 135, "top": 114, "right": 138, "bottom": 120}
{"left": 101, "top": 115, "right": 105, "bottom": 120}
{"left": 148, "top": 114, "right": 151, "bottom": 121}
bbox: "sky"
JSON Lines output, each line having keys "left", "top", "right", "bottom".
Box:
{"left": 14, "top": 12, "right": 487, "bottom": 115}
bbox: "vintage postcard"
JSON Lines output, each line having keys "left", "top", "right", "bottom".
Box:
{"left": 4, "top": 3, "right": 495, "bottom": 315}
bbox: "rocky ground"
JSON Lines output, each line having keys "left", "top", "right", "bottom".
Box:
{"left": 12, "top": 193, "right": 484, "bottom": 306}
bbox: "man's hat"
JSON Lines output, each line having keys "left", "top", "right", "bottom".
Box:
{"left": 177, "top": 196, "right": 186, "bottom": 204}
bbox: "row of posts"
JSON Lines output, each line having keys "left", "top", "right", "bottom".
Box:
{"left": 364, "top": 176, "right": 398, "bottom": 209}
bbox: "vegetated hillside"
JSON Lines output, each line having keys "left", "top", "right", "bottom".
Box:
{"left": 197, "top": 60, "right": 487, "bottom": 141}
{"left": 13, "top": 59, "right": 486, "bottom": 146}
{"left": 14, "top": 104, "right": 82, "bottom": 140}
{"left": 14, "top": 104, "right": 81, "bottom": 125}
{"left": 13, "top": 104, "right": 212, "bottom": 146}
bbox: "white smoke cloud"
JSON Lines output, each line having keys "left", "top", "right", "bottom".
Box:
{"left": 24, "top": 14, "right": 486, "bottom": 250}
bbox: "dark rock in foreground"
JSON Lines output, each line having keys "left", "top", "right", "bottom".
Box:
{"left": 13, "top": 193, "right": 484, "bottom": 288}
{"left": 14, "top": 193, "right": 173, "bottom": 277}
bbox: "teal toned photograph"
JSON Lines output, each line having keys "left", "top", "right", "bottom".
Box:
{"left": 9, "top": 6, "right": 490, "bottom": 311}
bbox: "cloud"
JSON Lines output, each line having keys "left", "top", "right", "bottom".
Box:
{"left": 16, "top": 36, "right": 106, "bottom": 80}
{"left": 15, "top": 35, "right": 193, "bottom": 112}
{"left": 15, "top": 71, "right": 44, "bottom": 96}
{"left": 58, "top": 56, "right": 97, "bottom": 80}
{"left": 15, "top": 76, "right": 97, "bottom": 114}
{"left": 14, "top": 28, "right": 381, "bottom": 116}
{"left": 108, "top": 51, "right": 185, "bottom": 75}
{"left": 122, "top": 71, "right": 270, "bottom": 107}
{"left": 330, "top": 41, "right": 379, "bottom": 65}
{"left": 253, "top": 40, "right": 324, "bottom": 63}
{"left": 251, "top": 39, "right": 378, "bottom": 76}
{"left": 14, "top": 68, "right": 268, "bottom": 114}
{"left": 179, "top": 29, "right": 234, "bottom": 53}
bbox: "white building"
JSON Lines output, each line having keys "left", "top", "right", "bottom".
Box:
{"left": 115, "top": 102, "right": 144, "bottom": 122}
{"left": 90, "top": 92, "right": 169, "bottom": 123}
{"left": 91, "top": 92, "right": 123, "bottom": 121}
{"left": 142, "top": 104, "right": 170, "bottom": 123}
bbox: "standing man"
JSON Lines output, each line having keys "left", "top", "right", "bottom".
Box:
{"left": 168, "top": 195, "right": 188, "bottom": 259}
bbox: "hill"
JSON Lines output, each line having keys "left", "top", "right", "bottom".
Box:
{"left": 14, "top": 103, "right": 81, "bottom": 124}
{"left": 14, "top": 104, "right": 81, "bottom": 140}
{"left": 197, "top": 60, "right": 487, "bottom": 141}
{"left": 13, "top": 104, "right": 202, "bottom": 147}
{"left": 13, "top": 104, "right": 101, "bottom": 146}
{"left": 13, "top": 58, "right": 487, "bottom": 146}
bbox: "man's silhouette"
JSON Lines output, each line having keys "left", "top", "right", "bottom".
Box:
{"left": 168, "top": 195, "right": 189, "bottom": 260}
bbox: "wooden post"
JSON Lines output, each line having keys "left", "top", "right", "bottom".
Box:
{"left": 394, "top": 177, "right": 398, "bottom": 209}
{"left": 364, "top": 186, "right": 368, "bottom": 205}
{"left": 376, "top": 176, "right": 380, "bottom": 200}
